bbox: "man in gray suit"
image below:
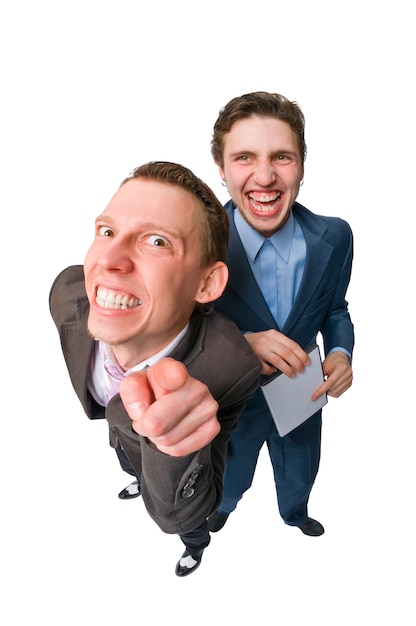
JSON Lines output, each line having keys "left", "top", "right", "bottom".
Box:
{"left": 49, "top": 161, "right": 262, "bottom": 576}
{"left": 208, "top": 92, "right": 354, "bottom": 536}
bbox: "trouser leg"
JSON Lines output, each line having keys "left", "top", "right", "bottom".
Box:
{"left": 218, "top": 397, "right": 272, "bottom": 514}
{"left": 115, "top": 443, "right": 140, "bottom": 480}
{"left": 268, "top": 411, "right": 322, "bottom": 525}
{"left": 179, "top": 520, "right": 211, "bottom": 556}
{"left": 116, "top": 443, "right": 209, "bottom": 555}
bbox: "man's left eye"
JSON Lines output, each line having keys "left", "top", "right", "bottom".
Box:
{"left": 146, "top": 235, "right": 169, "bottom": 247}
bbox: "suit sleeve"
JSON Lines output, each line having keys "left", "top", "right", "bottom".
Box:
{"left": 321, "top": 220, "right": 355, "bottom": 356}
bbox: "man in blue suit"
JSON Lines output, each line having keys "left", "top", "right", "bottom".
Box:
{"left": 208, "top": 92, "right": 354, "bottom": 536}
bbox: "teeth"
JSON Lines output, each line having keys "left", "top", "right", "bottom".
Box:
{"left": 248, "top": 192, "right": 281, "bottom": 212}
{"left": 96, "top": 287, "right": 142, "bottom": 310}
{"left": 249, "top": 192, "right": 281, "bottom": 203}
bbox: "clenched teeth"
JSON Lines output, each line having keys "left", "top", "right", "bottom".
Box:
{"left": 96, "top": 286, "right": 142, "bottom": 310}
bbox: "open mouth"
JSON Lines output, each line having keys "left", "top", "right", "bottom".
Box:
{"left": 248, "top": 192, "right": 281, "bottom": 213}
{"left": 96, "top": 286, "right": 142, "bottom": 310}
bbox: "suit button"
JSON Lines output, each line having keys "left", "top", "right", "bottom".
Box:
{"left": 182, "top": 486, "right": 195, "bottom": 498}
{"left": 181, "top": 467, "right": 201, "bottom": 498}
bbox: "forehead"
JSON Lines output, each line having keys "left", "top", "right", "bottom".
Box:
{"left": 224, "top": 116, "right": 299, "bottom": 154}
{"left": 105, "top": 178, "right": 202, "bottom": 229}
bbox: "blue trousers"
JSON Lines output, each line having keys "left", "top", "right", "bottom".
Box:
{"left": 218, "top": 390, "right": 322, "bottom": 526}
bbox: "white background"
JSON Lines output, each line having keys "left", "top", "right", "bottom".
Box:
{"left": 1, "top": 1, "right": 414, "bottom": 624}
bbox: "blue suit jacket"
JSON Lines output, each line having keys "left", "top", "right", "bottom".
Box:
{"left": 215, "top": 200, "right": 354, "bottom": 359}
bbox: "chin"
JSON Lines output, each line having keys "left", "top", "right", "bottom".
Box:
{"left": 87, "top": 317, "right": 117, "bottom": 344}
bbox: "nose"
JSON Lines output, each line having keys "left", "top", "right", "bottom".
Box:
{"left": 98, "top": 239, "right": 135, "bottom": 273}
{"left": 254, "top": 160, "right": 276, "bottom": 186}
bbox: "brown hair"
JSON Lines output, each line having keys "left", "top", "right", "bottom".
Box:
{"left": 121, "top": 161, "right": 229, "bottom": 267}
{"left": 211, "top": 91, "right": 307, "bottom": 168}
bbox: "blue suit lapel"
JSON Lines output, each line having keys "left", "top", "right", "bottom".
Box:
{"left": 282, "top": 223, "right": 334, "bottom": 334}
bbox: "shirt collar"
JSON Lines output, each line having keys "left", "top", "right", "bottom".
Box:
{"left": 98, "top": 322, "right": 190, "bottom": 377}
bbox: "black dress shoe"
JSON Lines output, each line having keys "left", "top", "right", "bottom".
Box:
{"left": 207, "top": 511, "right": 229, "bottom": 532}
{"left": 175, "top": 550, "right": 203, "bottom": 577}
{"left": 297, "top": 518, "right": 325, "bottom": 536}
{"left": 118, "top": 479, "right": 141, "bottom": 500}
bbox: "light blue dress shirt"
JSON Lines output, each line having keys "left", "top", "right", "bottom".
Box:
{"left": 234, "top": 210, "right": 306, "bottom": 328}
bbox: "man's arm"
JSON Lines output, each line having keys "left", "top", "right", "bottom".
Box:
{"left": 113, "top": 354, "right": 261, "bottom": 535}
{"left": 119, "top": 358, "right": 221, "bottom": 457}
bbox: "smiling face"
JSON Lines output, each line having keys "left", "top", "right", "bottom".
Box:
{"left": 219, "top": 116, "right": 304, "bottom": 237}
{"left": 84, "top": 178, "right": 226, "bottom": 370}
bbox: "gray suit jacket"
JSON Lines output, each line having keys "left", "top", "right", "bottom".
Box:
{"left": 49, "top": 265, "right": 262, "bottom": 534}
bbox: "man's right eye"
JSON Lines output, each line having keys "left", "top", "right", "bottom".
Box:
{"left": 98, "top": 226, "right": 114, "bottom": 237}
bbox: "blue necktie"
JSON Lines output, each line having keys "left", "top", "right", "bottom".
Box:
{"left": 259, "top": 239, "right": 278, "bottom": 324}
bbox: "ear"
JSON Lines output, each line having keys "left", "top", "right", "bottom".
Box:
{"left": 195, "top": 261, "right": 229, "bottom": 304}
{"left": 218, "top": 165, "right": 225, "bottom": 181}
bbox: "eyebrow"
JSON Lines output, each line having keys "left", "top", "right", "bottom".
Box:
{"left": 95, "top": 213, "right": 116, "bottom": 225}
{"left": 229, "top": 148, "right": 299, "bottom": 158}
